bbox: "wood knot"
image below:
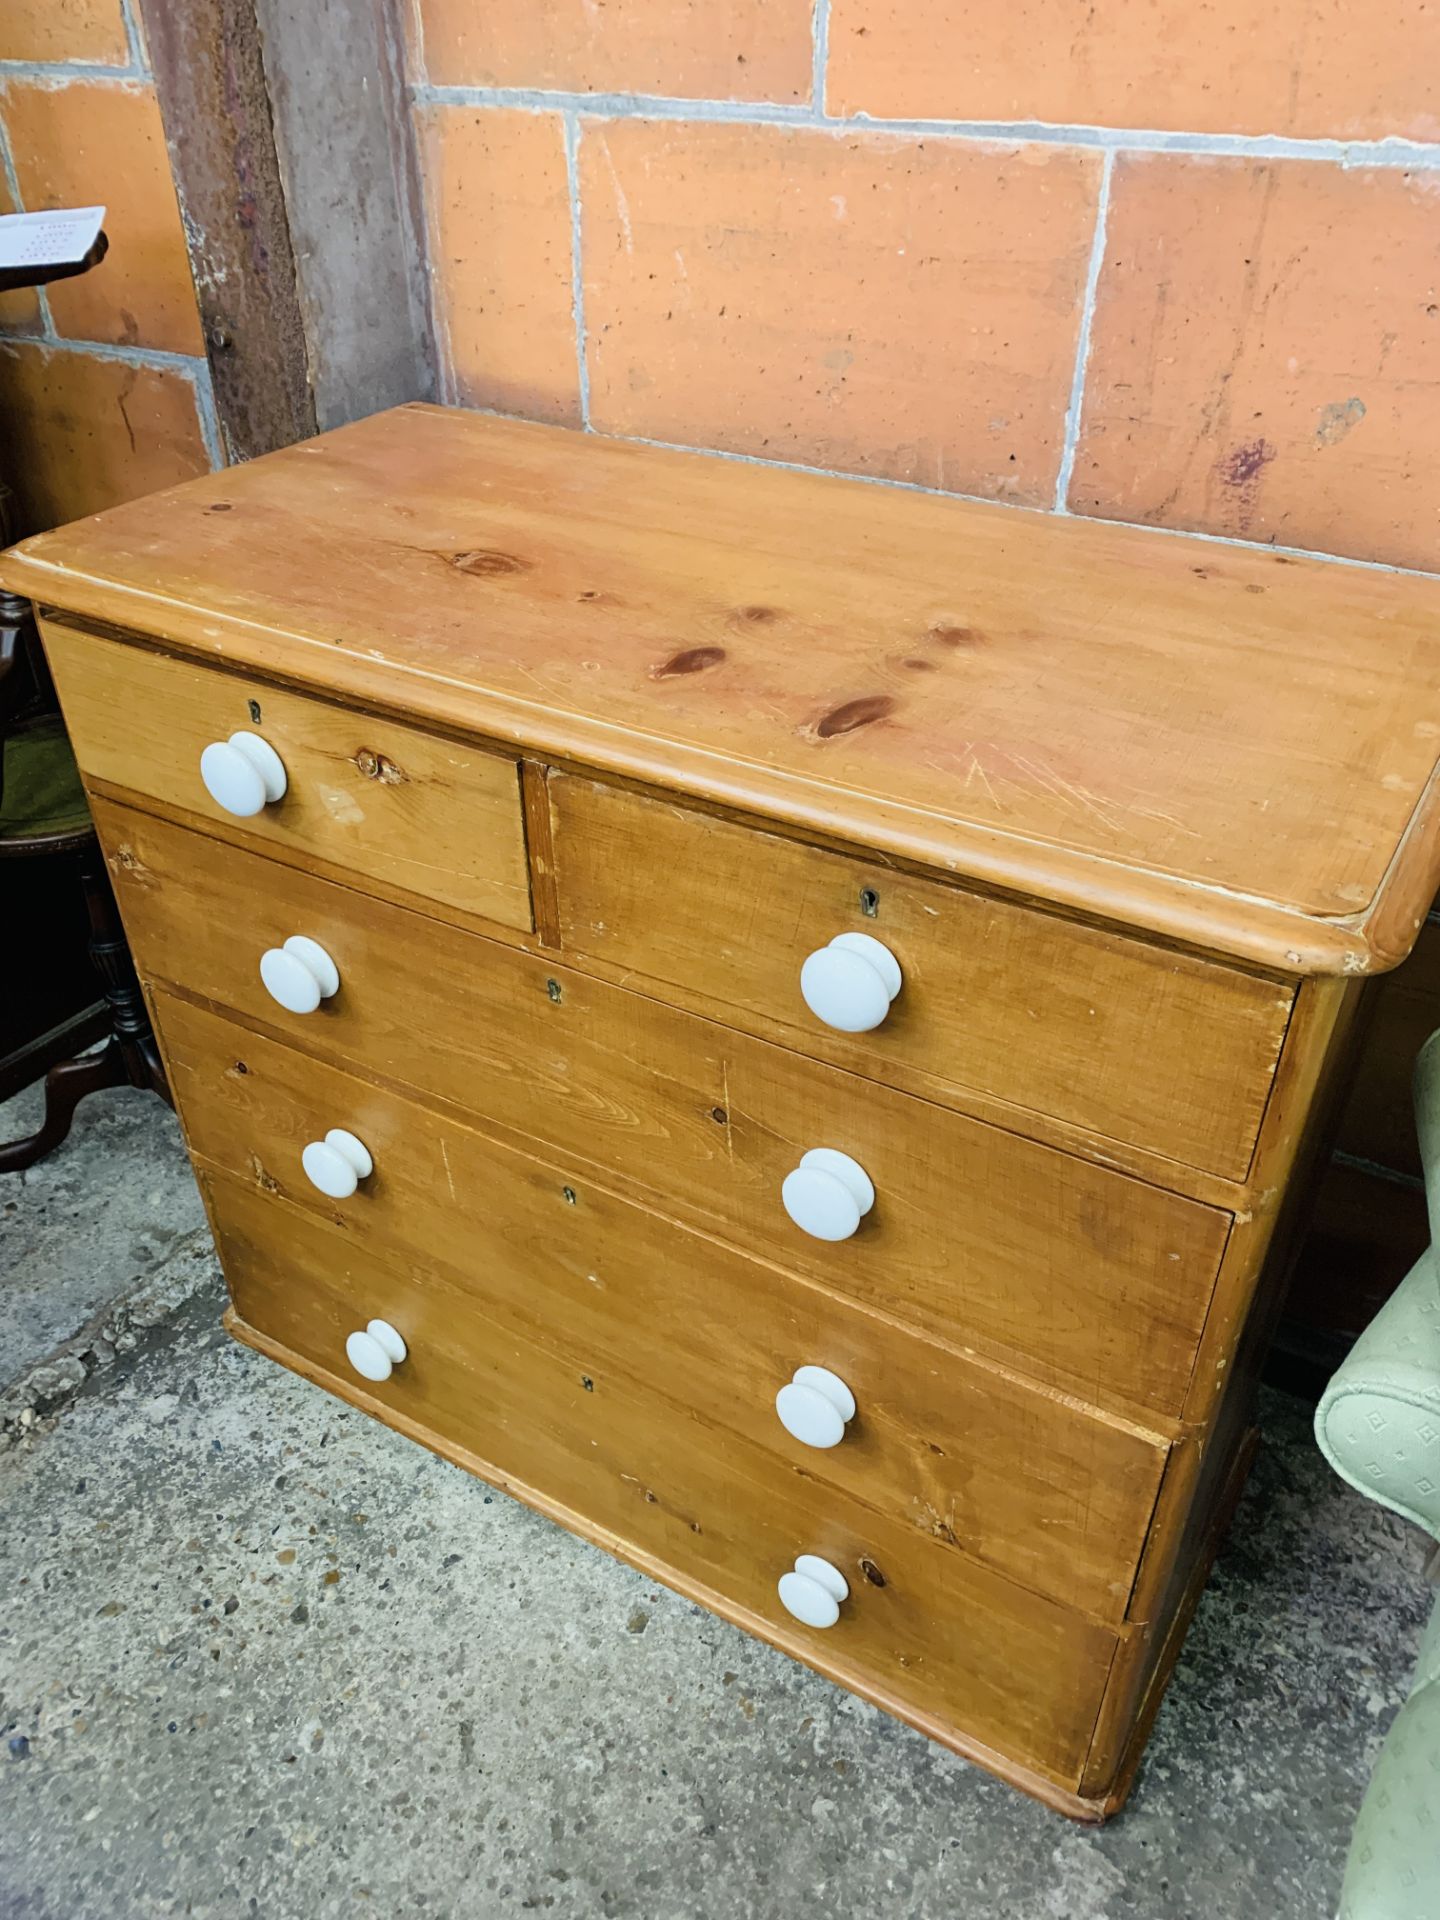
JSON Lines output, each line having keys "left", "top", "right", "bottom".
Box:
{"left": 353, "top": 747, "right": 406, "bottom": 784}
{"left": 809, "top": 694, "right": 895, "bottom": 740}
{"left": 734, "top": 605, "right": 778, "bottom": 624}
{"left": 928, "top": 624, "right": 980, "bottom": 649}
{"left": 443, "top": 548, "right": 529, "bottom": 577}
{"left": 650, "top": 645, "right": 727, "bottom": 679}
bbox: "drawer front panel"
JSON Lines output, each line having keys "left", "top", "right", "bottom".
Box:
{"left": 549, "top": 776, "right": 1293, "bottom": 1180}
{"left": 207, "top": 1170, "right": 1118, "bottom": 1788}
{"left": 42, "top": 618, "right": 533, "bottom": 933}
{"left": 161, "top": 992, "right": 1168, "bottom": 1623}
{"left": 103, "top": 804, "right": 1231, "bottom": 1421}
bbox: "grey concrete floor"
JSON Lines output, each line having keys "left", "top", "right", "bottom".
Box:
{"left": 0, "top": 1079, "right": 205, "bottom": 1380}
{"left": 0, "top": 1091, "right": 1432, "bottom": 1920}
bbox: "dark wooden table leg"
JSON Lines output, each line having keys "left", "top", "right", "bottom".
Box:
{"left": 0, "top": 1038, "right": 129, "bottom": 1172}
{"left": 0, "top": 841, "right": 171, "bottom": 1172}
{"left": 78, "top": 841, "right": 172, "bottom": 1107}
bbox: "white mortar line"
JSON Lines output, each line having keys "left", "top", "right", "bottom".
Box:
{"left": 404, "top": 0, "right": 429, "bottom": 89}
{"left": 1053, "top": 149, "right": 1113, "bottom": 514}
{"left": 564, "top": 112, "right": 592, "bottom": 431}
{"left": 0, "top": 108, "right": 23, "bottom": 206}
{"left": 117, "top": 0, "right": 152, "bottom": 75}
{"left": 811, "top": 0, "right": 832, "bottom": 116}
{"left": 416, "top": 82, "right": 811, "bottom": 127}
{"left": 0, "top": 330, "right": 211, "bottom": 377}
{"left": 411, "top": 82, "right": 1440, "bottom": 168}
{"left": 0, "top": 60, "right": 149, "bottom": 85}
{"left": 192, "top": 361, "right": 226, "bottom": 469}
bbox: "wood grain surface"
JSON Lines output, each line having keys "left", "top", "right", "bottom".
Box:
{"left": 207, "top": 1169, "right": 1121, "bottom": 1791}
{"left": 551, "top": 774, "right": 1292, "bottom": 1179}
{"left": 9, "top": 406, "right": 1440, "bottom": 972}
{"left": 159, "top": 989, "right": 1170, "bottom": 1623}
{"left": 99, "top": 802, "right": 1231, "bottom": 1423}
{"left": 42, "top": 618, "right": 532, "bottom": 933}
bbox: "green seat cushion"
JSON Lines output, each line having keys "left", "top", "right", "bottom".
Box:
{"left": 1315, "top": 1254, "right": 1440, "bottom": 1539}
{"left": 0, "top": 714, "right": 90, "bottom": 844}
{"left": 1340, "top": 1671, "right": 1440, "bottom": 1920}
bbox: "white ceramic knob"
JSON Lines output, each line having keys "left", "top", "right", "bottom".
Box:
{"left": 776, "top": 1365, "right": 856, "bottom": 1449}
{"left": 345, "top": 1318, "right": 407, "bottom": 1383}
{"left": 778, "top": 1554, "right": 849, "bottom": 1630}
{"left": 800, "top": 932, "right": 902, "bottom": 1033}
{"left": 199, "top": 730, "right": 287, "bottom": 817}
{"left": 302, "top": 1128, "right": 373, "bottom": 1200}
{"left": 781, "top": 1148, "right": 874, "bottom": 1242}
{"left": 258, "top": 935, "right": 339, "bottom": 1015}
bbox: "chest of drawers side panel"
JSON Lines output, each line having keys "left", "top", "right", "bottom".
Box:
{"left": 548, "top": 775, "right": 1294, "bottom": 1182}
{"left": 1076, "top": 973, "right": 1364, "bottom": 1808}
{"left": 39, "top": 617, "right": 535, "bottom": 935}
{"left": 93, "top": 799, "right": 1231, "bottom": 1425}
{"left": 203, "top": 1166, "right": 1120, "bottom": 1795}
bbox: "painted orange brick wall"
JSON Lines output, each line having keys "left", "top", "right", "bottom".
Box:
{"left": 409, "top": 0, "right": 1440, "bottom": 575}
{"left": 0, "top": 0, "right": 217, "bottom": 535}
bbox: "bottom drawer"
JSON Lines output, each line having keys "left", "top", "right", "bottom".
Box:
{"left": 205, "top": 1170, "right": 1119, "bottom": 1796}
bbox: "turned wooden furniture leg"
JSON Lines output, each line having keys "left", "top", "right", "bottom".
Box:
{"left": 0, "top": 844, "right": 170, "bottom": 1172}
{"left": 76, "top": 840, "right": 171, "bottom": 1107}
{"left": 0, "top": 1036, "right": 130, "bottom": 1172}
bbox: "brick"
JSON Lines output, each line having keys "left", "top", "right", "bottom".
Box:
{"left": 3, "top": 80, "right": 204, "bottom": 357}
{"left": 0, "top": 0, "right": 129, "bottom": 66}
{"left": 418, "top": 0, "right": 812, "bottom": 104}
{"left": 581, "top": 120, "right": 1100, "bottom": 502}
{"left": 0, "top": 342, "right": 209, "bottom": 533}
{"left": 0, "top": 166, "right": 42, "bottom": 338}
{"left": 829, "top": 1, "right": 1440, "bottom": 141}
{"left": 1071, "top": 156, "right": 1440, "bottom": 572}
{"left": 419, "top": 106, "right": 580, "bottom": 425}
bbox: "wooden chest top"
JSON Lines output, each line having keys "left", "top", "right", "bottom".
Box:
{"left": 6, "top": 402, "right": 1440, "bottom": 975}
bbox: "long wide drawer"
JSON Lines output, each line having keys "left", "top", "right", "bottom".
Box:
{"left": 549, "top": 775, "right": 1293, "bottom": 1180}
{"left": 102, "top": 803, "right": 1232, "bottom": 1422}
{"left": 41, "top": 618, "right": 533, "bottom": 933}
{"left": 206, "top": 1170, "right": 1120, "bottom": 1791}
{"left": 160, "top": 990, "right": 1169, "bottom": 1623}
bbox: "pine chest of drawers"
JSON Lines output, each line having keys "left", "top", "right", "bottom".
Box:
{"left": 10, "top": 406, "right": 1440, "bottom": 1819}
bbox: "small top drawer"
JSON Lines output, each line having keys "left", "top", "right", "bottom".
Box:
{"left": 40, "top": 618, "right": 533, "bottom": 934}
{"left": 549, "top": 776, "right": 1293, "bottom": 1180}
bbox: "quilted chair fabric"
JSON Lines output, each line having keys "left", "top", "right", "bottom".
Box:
{"left": 1316, "top": 1034, "right": 1440, "bottom": 1920}
{"left": 1316, "top": 1255, "right": 1440, "bottom": 1537}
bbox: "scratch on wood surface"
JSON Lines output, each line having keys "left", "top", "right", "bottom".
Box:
{"left": 957, "top": 746, "right": 1002, "bottom": 814}
{"left": 1008, "top": 750, "right": 1128, "bottom": 837}
{"left": 440, "top": 1138, "right": 456, "bottom": 1201}
{"left": 719, "top": 1059, "right": 734, "bottom": 1163}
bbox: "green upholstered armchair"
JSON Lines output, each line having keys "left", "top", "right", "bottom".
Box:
{"left": 1315, "top": 1029, "right": 1440, "bottom": 1920}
